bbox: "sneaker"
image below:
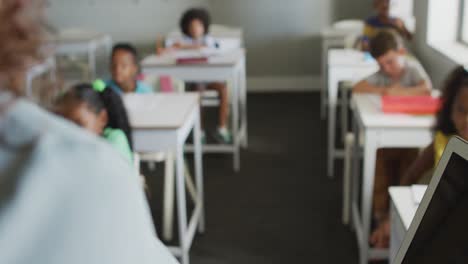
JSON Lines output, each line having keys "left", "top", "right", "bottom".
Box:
{"left": 214, "top": 127, "right": 232, "bottom": 144}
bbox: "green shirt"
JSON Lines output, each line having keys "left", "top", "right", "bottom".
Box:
{"left": 102, "top": 128, "right": 133, "bottom": 164}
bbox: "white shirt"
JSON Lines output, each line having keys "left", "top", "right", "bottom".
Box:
{"left": 166, "top": 34, "right": 218, "bottom": 49}
{"left": 0, "top": 95, "right": 178, "bottom": 264}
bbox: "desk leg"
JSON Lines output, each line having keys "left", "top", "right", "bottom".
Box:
{"left": 239, "top": 57, "right": 248, "bottom": 148}
{"left": 88, "top": 44, "right": 96, "bottom": 81}
{"left": 341, "top": 86, "right": 349, "bottom": 144}
{"left": 360, "top": 131, "right": 378, "bottom": 264}
{"left": 327, "top": 72, "right": 339, "bottom": 178}
{"left": 163, "top": 151, "right": 175, "bottom": 241}
{"left": 104, "top": 36, "right": 113, "bottom": 76}
{"left": 390, "top": 202, "right": 398, "bottom": 264}
{"left": 175, "top": 143, "right": 189, "bottom": 264}
{"left": 106, "top": 36, "right": 113, "bottom": 62}
{"left": 321, "top": 40, "right": 328, "bottom": 120}
{"left": 351, "top": 117, "right": 360, "bottom": 229}
{"left": 232, "top": 71, "right": 241, "bottom": 172}
{"left": 194, "top": 108, "right": 205, "bottom": 233}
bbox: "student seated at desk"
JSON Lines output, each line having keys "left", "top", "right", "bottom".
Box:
{"left": 361, "top": 0, "right": 412, "bottom": 50}
{"left": 353, "top": 31, "right": 431, "bottom": 96}
{"left": 370, "top": 66, "right": 468, "bottom": 248}
{"left": 55, "top": 82, "right": 134, "bottom": 164}
{"left": 353, "top": 30, "right": 431, "bottom": 248}
{"left": 107, "top": 43, "right": 153, "bottom": 95}
{"left": 156, "top": 8, "right": 231, "bottom": 144}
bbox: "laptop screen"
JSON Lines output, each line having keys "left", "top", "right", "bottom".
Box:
{"left": 402, "top": 153, "right": 468, "bottom": 263}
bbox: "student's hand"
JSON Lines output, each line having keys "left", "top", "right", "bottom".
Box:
{"left": 186, "top": 44, "right": 204, "bottom": 50}
{"left": 391, "top": 18, "right": 406, "bottom": 31}
{"left": 385, "top": 84, "right": 407, "bottom": 96}
{"left": 156, "top": 47, "right": 167, "bottom": 55}
{"left": 391, "top": 18, "right": 413, "bottom": 40}
{"left": 172, "top": 42, "right": 183, "bottom": 49}
{"left": 370, "top": 218, "right": 390, "bottom": 249}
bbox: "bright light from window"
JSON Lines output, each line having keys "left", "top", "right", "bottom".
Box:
{"left": 463, "top": 0, "right": 468, "bottom": 43}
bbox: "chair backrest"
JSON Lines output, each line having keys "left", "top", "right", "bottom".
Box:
{"left": 332, "top": 20, "right": 364, "bottom": 34}
{"left": 331, "top": 20, "right": 365, "bottom": 49}
{"left": 140, "top": 74, "right": 185, "bottom": 93}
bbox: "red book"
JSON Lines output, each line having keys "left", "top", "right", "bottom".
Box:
{"left": 382, "top": 96, "right": 441, "bottom": 115}
{"left": 176, "top": 57, "right": 208, "bottom": 64}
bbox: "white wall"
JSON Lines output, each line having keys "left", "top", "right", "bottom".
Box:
{"left": 46, "top": 0, "right": 211, "bottom": 43}
{"left": 51, "top": 0, "right": 436, "bottom": 91}
{"left": 209, "top": 0, "right": 332, "bottom": 78}
{"left": 47, "top": 0, "right": 338, "bottom": 90}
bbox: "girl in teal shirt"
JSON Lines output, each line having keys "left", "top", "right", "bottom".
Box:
{"left": 55, "top": 82, "right": 134, "bottom": 163}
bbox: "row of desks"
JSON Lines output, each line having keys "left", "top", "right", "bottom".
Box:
{"left": 29, "top": 32, "right": 248, "bottom": 264}
{"left": 350, "top": 95, "right": 433, "bottom": 264}
{"left": 105, "top": 48, "right": 248, "bottom": 264}
{"left": 324, "top": 46, "right": 434, "bottom": 263}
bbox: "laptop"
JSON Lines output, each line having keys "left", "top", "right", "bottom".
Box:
{"left": 393, "top": 136, "right": 468, "bottom": 263}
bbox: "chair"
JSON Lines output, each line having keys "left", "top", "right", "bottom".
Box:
{"left": 332, "top": 19, "right": 364, "bottom": 49}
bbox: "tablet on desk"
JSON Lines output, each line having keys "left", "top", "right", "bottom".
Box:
{"left": 393, "top": 136, "right": 468, "bottom": 264}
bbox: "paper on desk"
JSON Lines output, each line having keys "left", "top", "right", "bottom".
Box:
{"left": 411, "top": 185, "right": 427, "bottom": 204}
{"left": 174, "top": 48, "right": 224, "bottom": 59}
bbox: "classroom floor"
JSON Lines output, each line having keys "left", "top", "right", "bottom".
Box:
{"left": 143, "top": 93, "right": 364, "bottom": 264}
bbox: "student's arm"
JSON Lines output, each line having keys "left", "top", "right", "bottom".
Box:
{"left": 385, "top": 80, "right": 431, "bottom": 96}
{"left": 175, "top": 43, "right": 206, "bottom": 50}
{"left": 155, "top": 36, "right": 167, "bottom": 55}
{"left": 105, "top": 129, "right": 133, "bottom": 164}
{"left": 400, "top": 143, "right": 435, "bottom": 186}
{"left": 391, "top": 18, "right": 413, "bottom": 40}
{"left": 352, "top": 80, "right": 387, "bottom": 95}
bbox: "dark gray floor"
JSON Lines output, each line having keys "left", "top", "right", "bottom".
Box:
{"left": 144, "top": 93, "right": 360, "bottom": 264}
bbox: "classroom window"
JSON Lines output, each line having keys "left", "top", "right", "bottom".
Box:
{"left": 427, "top": 0, "right": 468, "bottom": 64}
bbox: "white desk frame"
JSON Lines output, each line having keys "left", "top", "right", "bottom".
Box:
{"left": 25, "top": 57, "right": 56, "bottom": 98}
{"left": 350, "top": 95, "right": 433, "bottom": 264}
{"left": 327, "top": 49, "right": 378, "bottom": 178}
{"left": 141, "top": 49, "right": 248, "bottom": 172}
{"left": 389, "top": 187, "right": 419, "bottom": 263}
{"left": 124, "top": 94, "right": 204, "bottom": 264}
{"left": 55, "top": 32, "right": 112, "bottom": 80}
{"left": 321, "top": 29, "right": 351, "bottom": 119}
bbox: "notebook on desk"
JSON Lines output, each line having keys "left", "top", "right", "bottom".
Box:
{"left": 382, "top": 96, "right": 441, "bottom": 115}
{"left": 393, "top": 136, "right": 468, "bottom": 264}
